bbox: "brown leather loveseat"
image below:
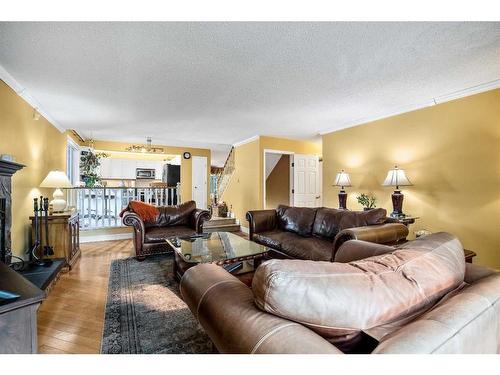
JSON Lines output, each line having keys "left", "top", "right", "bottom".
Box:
{"left": 246, "top": 205, "right": 408, "bottom": 261}
{"left": 181, "top": 232, "right": 500, "bottom": 354}
{"left": 121, "top": 200, "right": 211, "bottom": 260}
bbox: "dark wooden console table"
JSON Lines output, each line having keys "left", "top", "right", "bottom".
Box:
{"left": 30, "top": 212, "right": 81, "bottom": 270}
{"left": 0, "top": 262, "right": 45, "bottom": 353}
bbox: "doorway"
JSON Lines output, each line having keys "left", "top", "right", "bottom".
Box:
{"left": 263, "top": 151, "right": 293, "bottom": 209}
{"left": 192, "top": 156, "right": 208, "bottom": 209}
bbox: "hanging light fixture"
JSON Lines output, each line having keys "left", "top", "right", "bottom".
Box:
{"left": 126, "top": 137, "right": 165, "bottom": 154}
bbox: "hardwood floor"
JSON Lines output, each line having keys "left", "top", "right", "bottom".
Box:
{"left": 37, "top": 239, "right": 133, "bottom": 354}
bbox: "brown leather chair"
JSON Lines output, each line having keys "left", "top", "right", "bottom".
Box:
{"left": 121, "top": 200, "right": 211, "bottom": 260}
{"left": 181, "top": 233, "right": 500, "bottom": 354}
{"left": 246, "top": 205, "right": 408, "bottom": 261}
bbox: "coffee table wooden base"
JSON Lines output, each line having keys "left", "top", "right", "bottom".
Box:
{"left": 173, "top": 251, "right": 267, "bottom": 287}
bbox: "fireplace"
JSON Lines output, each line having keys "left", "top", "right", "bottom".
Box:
{"left": 0, "top": 159, "right": 25, "bottom": 264}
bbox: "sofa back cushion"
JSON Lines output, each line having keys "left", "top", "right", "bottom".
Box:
{"left": 276, "top": 205, "right": 317, "bottom": 237}
{"left": 312, "top": 207, "right": 387, "bottom": 239}
{"left": 149, "top": 200, "right": 196, "bottom": 227}
{"left": 252, "top": 232, "right": 465, "bottom": 350}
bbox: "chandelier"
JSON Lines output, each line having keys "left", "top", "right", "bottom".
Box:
{"left": 126, "top": 137, "right": 165, "bottom": 154}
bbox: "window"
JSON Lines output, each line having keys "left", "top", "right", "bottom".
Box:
{"left": 66, "top": 137, "right": 80, "bottom": 186}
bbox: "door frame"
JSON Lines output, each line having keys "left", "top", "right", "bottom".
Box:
{"left": 191, "top": 155, "right": 208, "bottom": 209}
{"left": 263, "top": 149, "right": 294, "bottom": 209}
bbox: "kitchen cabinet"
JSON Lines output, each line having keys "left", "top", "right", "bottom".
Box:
{"left": 99, "top": 158, "right": 164, "bottom": 180}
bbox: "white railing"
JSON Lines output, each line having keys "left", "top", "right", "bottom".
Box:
{"left": 65, "top": 184, "right": 180, "bottom": 230}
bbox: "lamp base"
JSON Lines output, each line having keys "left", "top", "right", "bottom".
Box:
{"left": 390, "top": 190, "right": 405, "bottom": 218}
{"left": 338, "top": 190, "right": 347, "bottom": 210}
{"left": 50, "top": 188, "right": 67, "bottom": 213}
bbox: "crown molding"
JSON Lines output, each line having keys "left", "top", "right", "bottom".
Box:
{"left": 0, "top": 64, "right": 65, "bottom": 133}
{"left": 318, "top": 79, "right": 500, "bottom": 136}
{"left": 233, "top": 135, "right": 260, "bottom": 147}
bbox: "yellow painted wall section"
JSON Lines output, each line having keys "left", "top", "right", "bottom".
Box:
{"left": 322, "top": 89, "right": 500, "bottom": 268}
{"left": 0, "top": 80, "right": 67, "bottom": 257}
{"left": 91, "top": 140, "right": 211, "bottom": 204}
{"left": 221, "top": 140, "right": 260, "bottom": 225}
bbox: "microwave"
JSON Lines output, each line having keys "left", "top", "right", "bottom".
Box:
{"left": 136, "top": 168, "right": 156, "bottom": 179}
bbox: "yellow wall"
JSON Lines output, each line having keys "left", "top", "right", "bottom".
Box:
{"left": 91, "top": 140, "right": 211, "bottom": 204}
{"left": 223, "top": 136, "right": 322, "bottom": 227}
{"left": 322, "top": 89, "right": 500, "bottom": 268}
{"left": 0, "top": 80, "right": 68, "bottom": 258}
{"left": 266, "top": 154, "right": 290, "bottom": 209}
{"left": 221, "top": 139, "right": 261, "bottom": 225}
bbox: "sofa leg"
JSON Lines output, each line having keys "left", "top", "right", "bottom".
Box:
{"left": 136, "top": 256, "right": 146, "bottom": 261}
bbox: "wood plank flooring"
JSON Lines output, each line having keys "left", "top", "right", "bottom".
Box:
{"left": 37, "top": 239, "right": 133, "bottom": 354}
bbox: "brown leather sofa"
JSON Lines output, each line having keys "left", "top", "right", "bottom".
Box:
{"left": 121, "top": 200, "right": 211, "bottom": 260}
{"left": 181, "top": 232, "right": 500, "bottom": 354}
{"left": 246, "top": 205, "right": 408, "bottom": 261}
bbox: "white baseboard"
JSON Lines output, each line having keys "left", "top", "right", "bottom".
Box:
{"left": 240, "top": 225, "right": 249, "bottom": 234}
{"left": 80, "top": 232, "right": 133, "bottom": 243}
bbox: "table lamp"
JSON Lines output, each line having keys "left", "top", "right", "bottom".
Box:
{"left": 40, "top": 171, "right": 73, "bottom": 212}
{"left": 382, "top": 165, "right": 412, "bottom": 218}
{"left": 333, "top": 169, "right": 352, "bottom": 209}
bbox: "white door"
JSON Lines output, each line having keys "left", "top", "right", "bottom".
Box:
{"left": 293, "top": 154, "right": 321, "bottom": 207}
{"left": 192, "top": 156, "right": 208, "bottom": 209}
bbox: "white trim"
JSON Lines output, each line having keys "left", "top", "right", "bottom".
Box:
{"left": 240, "top": 225, "right": 249, "bottom": 234}
{"left": 318, "top": 79, "right": 500, "bottom": 136}
{"left": 66, "top": 135, "right": 81, "bottom": 150}
{"left": 233, "top": 135, "right": 259, "bottom": 147}
{"left": 80, "top": 232, "right": 133, "bottom": 243}
{"left": 263, "top": 149, "right": 294, "bottom": 209}
{"left": 0, "top": 64, "right": 66, "bottom": 133}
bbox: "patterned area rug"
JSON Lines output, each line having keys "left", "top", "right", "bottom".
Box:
{"left": 101, "top": 254, "right": 213, "bottom": 354}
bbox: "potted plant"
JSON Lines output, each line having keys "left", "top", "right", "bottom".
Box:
{"left": 356, "top": 193, "right": 377, "bottom": 211}
{"left": 80, "top": 150, "right": 108, "bottom": 188}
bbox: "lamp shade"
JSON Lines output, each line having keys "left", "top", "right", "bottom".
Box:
{"left": 40, "top": 170, "right": 73, "bottom": 188}
{"left": 334, "top": 170, "right": 352, "bottom": 187}
{"left": 382, "top": 166, "right": 412, "bottom": 188}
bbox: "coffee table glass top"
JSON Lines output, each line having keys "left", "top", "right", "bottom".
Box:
{"left": 167, "top": 232, "right": 267, "bottom": 264}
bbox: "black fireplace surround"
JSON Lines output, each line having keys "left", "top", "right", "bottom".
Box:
{"left": 0, "top": 159, "right": 25, "bottom": 265}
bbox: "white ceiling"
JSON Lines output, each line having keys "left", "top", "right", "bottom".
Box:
{"left": 1, "top": 22, "right": 499, "bottom": 166}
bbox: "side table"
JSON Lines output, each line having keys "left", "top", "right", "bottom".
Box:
{"left": 30, "top": 211, "right": 81, "bottom": 270}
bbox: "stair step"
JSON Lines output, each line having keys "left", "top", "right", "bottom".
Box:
{"left": 203, "top": 223, "right": 241, "bottom": 233}
{"left": 204, "top": 217, "right": 237, "bottom": 226}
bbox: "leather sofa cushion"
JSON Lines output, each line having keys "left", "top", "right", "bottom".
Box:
{"left": 146, "top": 200, "right": 196, "bottom": 228}
{"left": 276, "top": 205, "right": 317, "bottom": 237}
{"left": 144, "top": 225, "right": 197, "bottom": 243}
{"left": 252, "top": 232, "right": 465, "bottom": 349}
{"left": 312, "top": 207, "right": 387, "bottom": 239}
{"left": 253, "top": 230, "right": 332, "bottom": 261}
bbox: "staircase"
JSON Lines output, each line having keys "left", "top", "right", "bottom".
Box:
{"left": 203, "top": 216, "right": 241, "bottom": 233}
{"left": 215, "top": 147, "right": 235, "bottom": 201}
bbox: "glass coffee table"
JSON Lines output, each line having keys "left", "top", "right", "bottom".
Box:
{"left": 167, "top": 232, "right": 269, "bottom": 282}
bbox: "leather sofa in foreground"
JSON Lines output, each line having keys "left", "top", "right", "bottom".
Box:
{"left": 180, "top": 232, "right": 500, "bottom": 354}
{"left": 246, "top": 205, "right": 408, "bottom": 261}
{"left": 121, "top": 200, "right": 211, "bottom": 259}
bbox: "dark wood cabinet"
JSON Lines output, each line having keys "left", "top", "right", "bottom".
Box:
{"left": 30, "top": 212, "right": 81, "bottom": 270}
{"left": 0, "top": 262, "right": 45, "bottom": 353}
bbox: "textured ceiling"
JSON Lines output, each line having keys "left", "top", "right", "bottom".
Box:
{"left": 1, "top": 22, "right": 499, "bottom": 166}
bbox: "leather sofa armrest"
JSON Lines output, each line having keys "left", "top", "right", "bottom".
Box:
{"left": 180, "top": 264, "right": 341, "bottom": 354}
{"left": 246, "top": 209, "right": 277, "bottom": 241}
{"left": 333, "top": 223, "right": 409, "bottom": 259}
{"left": 334, "top": 240, "right": 396, "bottom": 263}
{"left": 121, "top": 211, "right": 146, "bottom": 247}
{"left": 190, "top": 208, "right": 212, "bottom": 233}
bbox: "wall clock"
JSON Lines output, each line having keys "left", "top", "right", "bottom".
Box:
{"left": 183, "top": 152, "right": 191, "bottom": 159}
